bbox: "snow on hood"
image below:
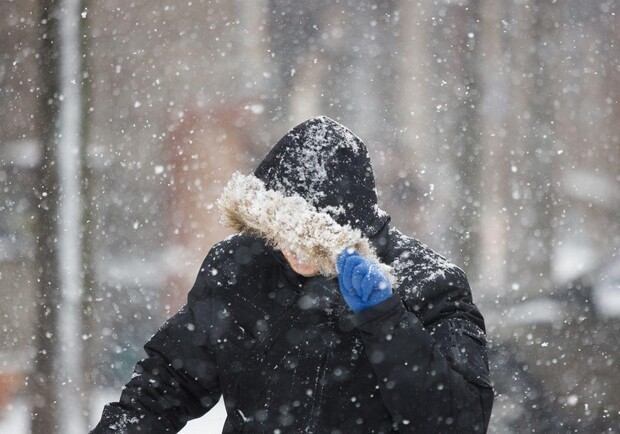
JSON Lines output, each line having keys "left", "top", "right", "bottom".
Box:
{"left": 216, "top": 116, "right": 394, "bottom": 282}
{"left": 253, "top": 116, "right": 389, "bottom": 237}
{"left": 217, "top": 171, "right": 395, "bottom": 283}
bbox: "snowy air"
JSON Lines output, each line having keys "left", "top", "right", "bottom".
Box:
{"left": 0, "top": 0, "right": 618, "bottom": 433}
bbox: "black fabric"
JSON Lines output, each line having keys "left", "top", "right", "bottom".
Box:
{"left": 91, "top": 231, "right": 493, "bottom": 433}
{"left": 254, "top": 116, "right": 389, "bottom": 237}
{"left": 91, "top": 118, "right": 493, "bottom": 433}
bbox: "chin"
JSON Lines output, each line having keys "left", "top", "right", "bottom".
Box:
{"left": 293, "top": 266, "right": 319, "bottom": 277}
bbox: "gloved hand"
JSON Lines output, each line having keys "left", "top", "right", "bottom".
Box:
{"left": 336, "top": 248, "right": 393, "bottom": 312}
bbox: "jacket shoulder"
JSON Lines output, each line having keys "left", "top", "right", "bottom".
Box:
{"left": 190, "top": 233, "right": 275, "bottom": 299}
{"left": 387, "top": 228, "right": 485, "bottom": 327}
{"left": 206, "top": 233, "right": 271, "bottom": 266}
{"left": 388, "top": 228, "right": 468, "bottom": 290}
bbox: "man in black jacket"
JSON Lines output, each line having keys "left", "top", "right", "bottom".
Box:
{"left": 92, "top": 116, "right": 493, "bottom": 433}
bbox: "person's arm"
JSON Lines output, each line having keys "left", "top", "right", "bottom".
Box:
{"left": 91, "top": 255, "right": 221, "bottom": 434}
{"left": 337, "top": 250, "right": 493, "bottom": 432}
{"left": 350, "top": 279, "right": 493, "bottom": 433}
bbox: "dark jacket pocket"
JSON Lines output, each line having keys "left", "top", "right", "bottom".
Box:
{"left": 434, "top": 318, "right": 493, "bottom": 389}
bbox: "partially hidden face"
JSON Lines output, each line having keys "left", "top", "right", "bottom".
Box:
{"left": 280, "top": 249, "right": 320, "bottom": 277}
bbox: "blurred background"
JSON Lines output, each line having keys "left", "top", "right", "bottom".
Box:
{"left": 0, "top": 0, "right": 618, "bottom": 432}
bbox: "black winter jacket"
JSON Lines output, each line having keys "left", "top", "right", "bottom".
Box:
{"left": 92, "top": 117, "right": 493, "bottom": 433}
{"left": 92, "top": 227, "right": 493, "bottom": 433}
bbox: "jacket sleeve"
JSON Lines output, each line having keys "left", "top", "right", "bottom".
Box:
{"left": 350, "top": 276, "right": 494, "bottom": 433}
{"left": 90, "top": 255, "right": 221, "bottom": 434}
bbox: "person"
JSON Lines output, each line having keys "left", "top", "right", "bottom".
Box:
{"left": 91, "top": 116, "right": 493, "bottom": 433}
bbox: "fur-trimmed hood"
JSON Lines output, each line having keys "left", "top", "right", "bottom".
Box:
{"left": 217, "top": 116, "right": 393, "bottom": 281}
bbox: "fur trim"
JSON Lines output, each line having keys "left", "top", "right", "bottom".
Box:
{"left": 217, "top": 172, "right": 395, "bottom": 283}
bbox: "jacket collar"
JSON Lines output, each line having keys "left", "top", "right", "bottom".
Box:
{"left": 369, "top": 218, "right": 391, "bottom": 259}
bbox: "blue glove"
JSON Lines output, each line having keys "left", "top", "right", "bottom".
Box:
{"left": 336, "top": 249, "right": 393, "bottom": 313}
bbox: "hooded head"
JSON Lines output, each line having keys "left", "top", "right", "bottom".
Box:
{"left": 217, "top": 116, "right": 392, "bottom": 280}
{"left": 255, "top": 116, "right": 388, "bottom": 236}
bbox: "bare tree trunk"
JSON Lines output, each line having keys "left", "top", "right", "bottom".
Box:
{"left": 266, "top": 0, "right": 324, "bottom": 122}
{"left": 451, "top": 0, "right": 484, "bottom": 282}
{"left": 429, "top": 0, "right": 484, "bottom": 280}
{"left": 32, "top": 0, "right": 86, "bottom": 432}
{"left": 79, "top": 0, "right": 97, "bottom": 425}
{"left": 505, "top": 0, "right": 558, "bottom": 299}
{"left": 32, "top": 1, "right": 62, "bottom": 432}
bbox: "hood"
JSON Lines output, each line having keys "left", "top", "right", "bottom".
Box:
{"left": 254, "top": 116, "right": 388, "bottom": 236}
{"left": 217, "top": 116, "right": 393, "bottom": 281}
